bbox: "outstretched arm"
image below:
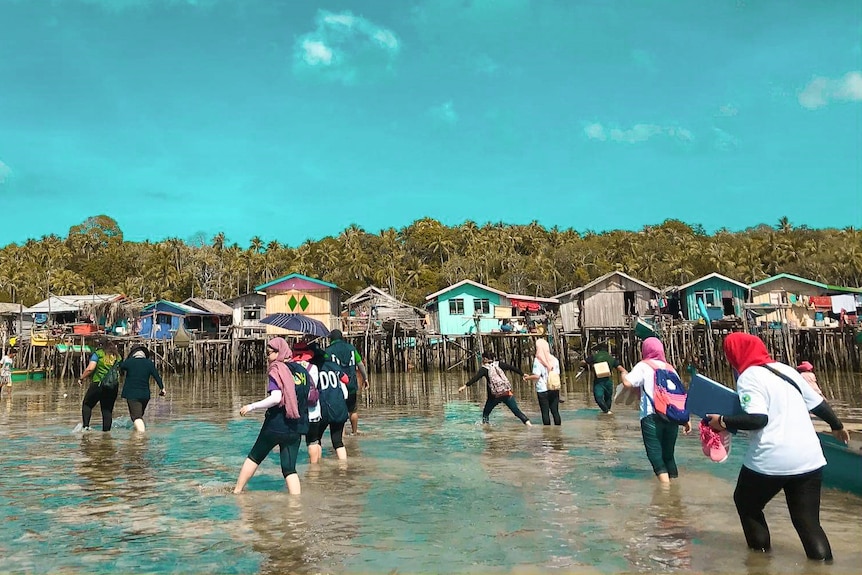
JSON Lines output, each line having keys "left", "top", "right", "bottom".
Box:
{"left": 811, "top": 400, "right": 849, "bottom": 444}
{"left": 459, "top": 367, "right": 487, "bottom": 392}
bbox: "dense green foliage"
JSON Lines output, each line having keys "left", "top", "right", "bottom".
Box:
{"left": 1, "top": 215, "right": 860, "bottom": 306}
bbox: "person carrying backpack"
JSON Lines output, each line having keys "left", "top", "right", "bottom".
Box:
{"left": 78, "top": 339, "right": 122, "bottom": 432}
{"left": 306, "top": 358, "right": 350, "bottom": 463}
{"left": 622, "top": 337, "right": 691, "bottom": 483}
{"left": 325, "top": 330, "right": 369, "bottom": 436}
{"left": 234, "top": 337, "right": 311, "bottom": 495}
{"left": 458, "top": 351, "right": 532, "bottom": 427}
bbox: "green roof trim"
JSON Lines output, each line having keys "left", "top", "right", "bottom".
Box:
{"left": 750, "top": 273, "right": 862, "bottom": 294}
{"left": 254, "top": 273, "right": 338, "bottom": 291}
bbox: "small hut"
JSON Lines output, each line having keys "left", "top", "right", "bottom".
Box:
{"left": 424, "top": 280, "right": 508, "bottom": 335}
{"left": 555, "top": 271, "right": 660, "bottom": 331}
{"left": 182, "top": 297, "right": 234, "bottom": 338}
{"left": 676, "top": 273, "right": 749, "bottom": 322}
{"left": 138, "top": 300, "right": 219, "bottom": 340}
{"left": 342, "top": 286, "right": 426, "bottom": 335}
{"left": 224, "top": 292, "right": 267, "bottom": 339}
{"left": 255, "top": 274, "right": 341, "bottom": 334}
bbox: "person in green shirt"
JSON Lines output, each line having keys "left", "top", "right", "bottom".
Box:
{"left": 78, "top": 339, "right": 121, "bottom": 431}
{"left": 582, "top": 342, "right": 628, "bottom": 414}
{"left": 325, "top": 330, "right": 369, "bottom": 435}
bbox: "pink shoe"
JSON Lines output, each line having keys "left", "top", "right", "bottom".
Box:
{"left": 699, "top": 420, "right": 730, "bottom": 463}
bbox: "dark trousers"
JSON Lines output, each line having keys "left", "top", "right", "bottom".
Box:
{"left": 82, "top": 383, "right": 118, "bottom": 431}
{"left": 640, "top": 414, "right": 679, "bottom": 477}
{"left": 536, "top": 390, "right": 561, "bottom": 425}
{"left": 734, "top": 465, "right": 832, "bottom": 560}
{"left": 593, "top": 380, "right": 613, "bottom": 413}
{"left": 482, "top": 395, "right": 530, "bottom": 424}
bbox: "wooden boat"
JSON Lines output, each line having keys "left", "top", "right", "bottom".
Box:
{"left": 10, "top": 368, "right": 48, "bottom": 382}
{"left": 818, "top": 430, "right": 862, "bottom": 496}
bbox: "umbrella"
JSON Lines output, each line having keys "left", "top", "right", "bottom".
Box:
{"left": 260, "top": 313, "right": 331, "bottom": 337}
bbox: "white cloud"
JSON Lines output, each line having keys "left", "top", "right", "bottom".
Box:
{"left": 0, "top": 160, "right": 10, "bottom": 185}
{"left": 583, "top": 123, "right": 606, "bottom": 141}
{"left": 712, "top": 127, "right": 740, "bottom": 152}
{"left": 719, "top": 104, "right": 738, "bottom": 117}
{"left": 429, "top": 101, "right": 458, "bottom": 126}
{"left": 293, "top": 10, "right": 400, "bottom": 85}
{"left": 585, "top": 122, "right": 693, "bottom": 144}
{"left": 799, "top": 71, "right": 862, "bottom": 109}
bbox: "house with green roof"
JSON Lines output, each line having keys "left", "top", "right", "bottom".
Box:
{"left": 254, "top": 274, "right": 341, "bottom": 334}
{"left": 748, "top": 273, "right": 862, "bottom": 328}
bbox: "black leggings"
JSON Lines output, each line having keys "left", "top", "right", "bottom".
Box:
{"left": 82, "top": 383, "right": 118, "bottom": 431}
{"left": 536, "top": 390, "right": 561, "bottom": 425}
{"left": 247, "top": 428, "right": 302, "bottom": 477}
{"left": 127, "top": 399, "right": 149, "bottom": 421}
{"left": 734, "top": 465, "right": 832, "bottom": 560}
{"left": 306, "top": 420, "right": 346, "bottom": 449}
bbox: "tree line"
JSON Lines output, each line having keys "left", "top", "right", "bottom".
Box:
{"left": 0, "top": 215, "right": 860, "bottom": 307}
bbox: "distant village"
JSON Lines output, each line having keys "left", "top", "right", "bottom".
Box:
{"left": 3, "top": 271, "right": 861, "bottom": 378}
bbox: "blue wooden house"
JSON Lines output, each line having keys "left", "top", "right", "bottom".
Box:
{"left": 424, "top": 280, "right": 508, "bottom": 335}
{"left": 677, "top": 273, "right": 749, "bottom": 321}
{"left": 138, "top": 300, "right": 219, "bottom": 340}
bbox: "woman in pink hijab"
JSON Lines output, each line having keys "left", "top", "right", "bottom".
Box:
{"left": 622, "top": 337, "right": 691, "bottom": 483}
{"left": 234, "top": 337, "right": 311, "bottom": 494}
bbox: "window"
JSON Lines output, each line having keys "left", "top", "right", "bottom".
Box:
{"left": 243, "top": 307, "right": 261, "bottom": 321}
{"left": 156, "top": 314, "right": 171, "bottom": 325}
{"left": 695, "top": 290, "right": 716, "bottom": 306}
{"left": 449, "top": 298, "right": 465, "bottom": 315}
{"left": 474, "top": 298, "right": 490, "bottom": 314}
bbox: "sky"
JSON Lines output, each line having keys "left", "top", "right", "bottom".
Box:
{"left": 0, "top": 0, "right": 860, "bottom": 247}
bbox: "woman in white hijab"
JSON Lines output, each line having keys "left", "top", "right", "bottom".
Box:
{"left": 524, "top": 339, "right": 561, "bottom": 425}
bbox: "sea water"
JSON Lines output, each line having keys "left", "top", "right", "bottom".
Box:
{"left": 0, "top": 371, "right": 860, "bottom": 574}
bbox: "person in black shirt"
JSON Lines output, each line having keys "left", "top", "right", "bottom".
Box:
{"left": 458, "top": 351, "right": 532, "bottom": 426}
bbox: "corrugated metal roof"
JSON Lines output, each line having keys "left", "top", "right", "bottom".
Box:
{"left": 554, "top": 272, "right": 659, "bottom": 299}
{"left": 23, "top": 294, "right": 123, "bottom": 314}
{"left": 141, "top": 300, "right": 216, "bottom": 315}
{"left": 750, "top": 273, "right": 862, "bottom": 294}
{"left": 255, "top": 273, "right": 338, "bottom": 291}
{"left": 425, "top": 280, "right": 508, "bottom": 301}
{"left": 677, "top": 272, "right": 749, "bottom": 291}
{"left": 182, "top": 297, "right": 234, "bottom": 315}
{"left": 0, "top": 303, "right": 26, "bottom": 315}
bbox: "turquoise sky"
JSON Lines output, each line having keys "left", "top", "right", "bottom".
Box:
{"left": 1, "top": 0, "right": 860, "bottom": 246}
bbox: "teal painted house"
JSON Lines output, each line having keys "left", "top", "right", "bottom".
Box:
{"left": 677, "top": 273, "right": 749, "bottom": 321}
{"left": 424, "top": 280, "right": 507, "bottom": 335}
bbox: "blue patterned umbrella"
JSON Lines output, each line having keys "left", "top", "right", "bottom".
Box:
{"left": 260, "top": 313, "right": 331, "bottom": 337}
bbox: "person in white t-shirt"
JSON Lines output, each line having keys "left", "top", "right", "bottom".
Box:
{"left": 523, "top": 338, "right": 561, "bottom": 425}
{"left": 0, "top": 347, "right": 16, "bottom": 398}
{"left": 705, "top": 333, "right": 849, "bottom": 562}
{"left": 622, "top": 337, "right": 691, "bottom": 483}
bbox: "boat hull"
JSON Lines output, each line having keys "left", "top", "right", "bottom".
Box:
{"left": 819, "top": 432, "right": 862, "bottom": 496}
{"left": 10, "top": 369, "right": 47, "bottom": 382}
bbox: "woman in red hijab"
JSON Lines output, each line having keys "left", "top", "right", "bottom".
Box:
{"left": 706, "top": 333, "right": 849, "bottom": 561}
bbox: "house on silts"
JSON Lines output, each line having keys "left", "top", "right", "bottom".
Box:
{"left": 224, "top": 292, "right": 267, "bottom": 339}
{"left": 554, "top": 271, "right": 661, "bottom": 332}
{"left": 0, "top": 303, "right": 30, "bottom": 338}
{"left": 22, "top": 294, "right": 129, "bottom": 335}
{"left": 254, "top": 274, "right": 341, "bottom": 334}
{"left": 747, "top": 273, "right": 862, "bottom": 329}
{"left": 182, "top": 297, "right": 234, "bottom": 338}
{"left": 676, "top": 273, "right": 749, "bottom": 322}
{"left": 138, "top": 300, "right": 220, "bottom": 340}
{"left": 342, "top": 286, "right": 426, "bottom": 335}
{"left": 425, "top": 280, "right": 508, "bottom": 335}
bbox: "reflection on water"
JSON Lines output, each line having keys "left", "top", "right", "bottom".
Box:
{"left": 0, "top": 370, "right": 860, "bottom": 574}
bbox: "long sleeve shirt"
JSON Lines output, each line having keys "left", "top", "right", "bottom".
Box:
{"left": 465, "top": 362, "right": 524, "bottom": 397}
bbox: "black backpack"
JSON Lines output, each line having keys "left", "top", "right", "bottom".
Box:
{"left": 99, "top": 358, "right": 122, "bottom": 390}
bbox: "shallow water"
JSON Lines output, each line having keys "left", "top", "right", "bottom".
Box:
{"left": 0, "top": 370, "right": 860, "bottom": 574}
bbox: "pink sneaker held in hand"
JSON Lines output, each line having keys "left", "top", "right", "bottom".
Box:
{"left": 699, "top": 420, "right": 731, "bottom": 463}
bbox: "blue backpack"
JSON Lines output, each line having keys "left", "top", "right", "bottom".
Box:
{"left": 643, "top": 360, "right": 690, "bottom": 425}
